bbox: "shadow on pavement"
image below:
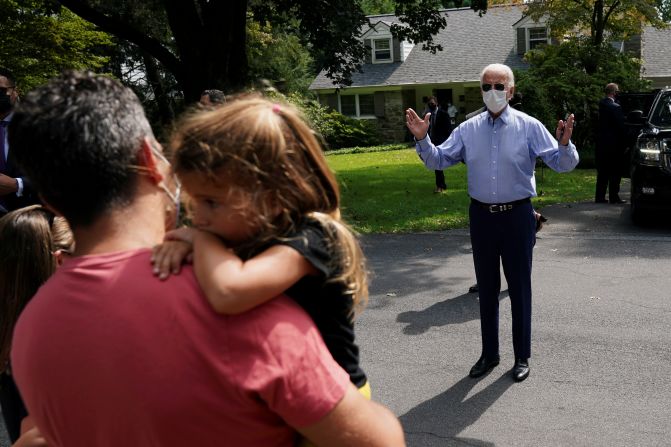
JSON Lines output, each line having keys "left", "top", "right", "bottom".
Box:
{"left": 397, "top": 291, "right": 510, "bottom": 335}
{"left": 400, "top": 373, "right": 514, "bottom": 446}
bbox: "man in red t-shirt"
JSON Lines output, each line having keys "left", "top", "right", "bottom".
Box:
{"left": 9, "top": 71, "right": 404, "bottom": 447}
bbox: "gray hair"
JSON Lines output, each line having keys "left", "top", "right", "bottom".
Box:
{"left": 480, "top": 63, "right": 515, "bottom": 88}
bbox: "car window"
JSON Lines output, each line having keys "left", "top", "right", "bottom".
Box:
{"left": 649, "top": 92, "right": 671, "bottom": 128}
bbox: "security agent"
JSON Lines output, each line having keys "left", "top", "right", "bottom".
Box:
{"left": 405, "top": 63, "right": 579, "bottom": 382}
{"left": 0, "top": 67, "right": 37, "bottom": 214}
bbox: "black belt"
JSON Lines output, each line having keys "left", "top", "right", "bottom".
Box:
{"left": 471, "top": 197, "right": 530, "bottom": 213}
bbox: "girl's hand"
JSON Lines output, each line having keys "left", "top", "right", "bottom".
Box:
{"left": 151, "top": 239, "right": 194, "bottom": 280}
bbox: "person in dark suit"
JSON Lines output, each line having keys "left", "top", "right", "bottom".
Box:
{"left": 430, "top": 100, "right": 454, "bottom": 192}
{"left": 0, "top": 68, "right": 37, "bottom": 215}
{"left": 595, "top": 83, "right": 627, "bottom": 204}
{"left": 422, "top": 97, "right": 448, "bottom": 193}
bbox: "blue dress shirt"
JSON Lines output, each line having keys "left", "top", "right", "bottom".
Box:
{"left": 416, "top": 106, "right": 579, "bottom": 204}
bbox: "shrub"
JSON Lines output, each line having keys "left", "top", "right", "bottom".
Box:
{"left": 279, "top": 92, "right": 381, "bottom": 149}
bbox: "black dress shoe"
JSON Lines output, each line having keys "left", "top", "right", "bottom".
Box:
{"left": 512, "top": 358, "right": 530, "bottom": 382}
{"left": 469, "top": 356, "right": 500, "bottom": 378}
{"left": 468, "top": 284, "right": 479, "bottom": 293}
{"left": 610, "top": 198, "right": 626, "bottom": 204}
{"left": 595, "top": 198, "right": 608, "bottom": 203}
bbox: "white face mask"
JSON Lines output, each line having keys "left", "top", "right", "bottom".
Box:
{"left": 483, "top": 89, "right": 508, "bottom": 114}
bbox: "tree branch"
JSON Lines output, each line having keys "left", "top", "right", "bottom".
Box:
{"left": 603, "top": 0, "right": 621, "bottom": 24}
{"left": 56, "top": 0, "right": 183, "bottom": 78}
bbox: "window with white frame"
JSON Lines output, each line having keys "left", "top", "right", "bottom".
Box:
{"left": 373, "top": 38, "right": 392, "bottom": 62}
{"left": 339, "top": 94, "right": 375, "bottom": 118}
{"left": 528, "top": 27, "right": 548, "bottom": 49}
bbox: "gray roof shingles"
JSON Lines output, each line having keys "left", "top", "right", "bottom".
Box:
{"left": 641, "top": 25, "right": 671, "bottom": 78}
{"left": 310, "top": 5, "right": 528, "bottom": 90}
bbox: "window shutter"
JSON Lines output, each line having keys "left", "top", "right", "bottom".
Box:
{"left": 392, "top": 37, "right": 401, "bottom": 62}
{"left": 374, "top": 92, "right": 386, "bottom": 117}
{"left": 364, "top": 39, "right": 372, "bottom": 64}
{"left": 517, "top": 28, "right": 526, "bottom": 55}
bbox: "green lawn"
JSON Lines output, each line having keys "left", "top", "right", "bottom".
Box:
{"left": 326, "top": 148, "right": 596, "bottom": 234}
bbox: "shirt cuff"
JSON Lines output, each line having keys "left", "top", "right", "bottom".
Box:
{"left": 415, "top": 134, "right": 431, "bottom": 152}
{"left": 15, "top": 177, "right": 23, "bottom": 197}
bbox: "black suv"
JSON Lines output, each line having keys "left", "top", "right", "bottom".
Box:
{"left": 625, "top": 87, "right": 671, "bottom": 223}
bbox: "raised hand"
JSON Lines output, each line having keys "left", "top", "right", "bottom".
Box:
{"left": 556, "top": 113, "right": 575, "bottom": 146}
{"left": 405, "top": 108, "right": 430, "bottom": 140}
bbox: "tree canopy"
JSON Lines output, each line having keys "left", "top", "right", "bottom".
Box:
{"left": 53, "top": 0, "right": 486, "bottom": 102}
{"left": 0, "top": 0, "right": 112, "bottom": 92}
{"left": 524, "top": 0, "right": 666, "bottom": 50}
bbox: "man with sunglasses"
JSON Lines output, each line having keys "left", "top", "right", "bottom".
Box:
{"left": 406, "top": 63, "right": 579, "bottom": 382}
{"left": 0, "top": 67, "right": 37, "bottom": 215}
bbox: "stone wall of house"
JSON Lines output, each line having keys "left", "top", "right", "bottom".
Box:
{"left": 374, "top": 91, "right": 408, "bottom": 143}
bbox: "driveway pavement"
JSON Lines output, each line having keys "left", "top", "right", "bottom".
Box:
{"left": 3, "top": 182, "right": 670, "bottom": 446}
{"left": 357, "top": 181, "right": 671, "bottom": 446}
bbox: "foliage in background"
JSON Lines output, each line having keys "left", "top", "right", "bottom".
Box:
{"left": 658, "top": 0, "right": 671, "bottom": 20}
{"left": 277, "top": 93, "right": 380, "bottom": 149}
{"left": 360, "top": 0, "right": 475, "bottom": 15}
{"left": 524, "top": 0, "right": 666, "bottom": 74}
{"left": 0, "top": 0, "right": 112, "bottom": 92}
{"left": 515, "top": 38, "right": 650, "bottom": 165}
{"left": 246, "top": 14, "right": 315, "bottom": 94}
{"left": 50, "top": 0, "right": 478, "bottom": 102}
{"left": 327, "top": 148, "right": 597, "bottom": 233}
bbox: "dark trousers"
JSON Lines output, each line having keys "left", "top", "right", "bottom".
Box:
{"left": 469, "top": 200, "right": 535, "bottom": 360}
{"left": 434, "top": 170, "right": 447, "bottom": 189}
{"left": 595, "top": 150, "right": 622, "bottom": 201}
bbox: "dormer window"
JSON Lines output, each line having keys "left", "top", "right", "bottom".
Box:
{"left": 528, "top": 27, "right": 548, "bottom": 49}
{"left": 515, "top": 23, "right": 550, "bottom": 55}
{"left": 373, "top": 38, "right": 392, "bottom": 62}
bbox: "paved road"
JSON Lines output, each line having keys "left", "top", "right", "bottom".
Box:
{"left": 357, "top": 185, "right": 671, "bottom": 446}
{"left": 3, "top": 184, "right": 670, "bottom": 446}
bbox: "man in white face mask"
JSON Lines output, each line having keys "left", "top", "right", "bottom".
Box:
{"left": 405, "top": 63, "right": 579, "bottom": 383}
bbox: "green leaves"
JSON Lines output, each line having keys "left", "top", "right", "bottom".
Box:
{"left": 0, "top": 0, "right": 113, "bottom": 92}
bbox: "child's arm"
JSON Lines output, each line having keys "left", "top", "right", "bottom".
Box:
{"left": 192, "top": 230, "right": 318, "bottom": 315}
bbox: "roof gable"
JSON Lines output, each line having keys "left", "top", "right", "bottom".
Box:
{"left": 310, "top": 5, "right": 528, "bottom": 90}
{"left": 362, "top": 21, "right": 392, "bottom": 39}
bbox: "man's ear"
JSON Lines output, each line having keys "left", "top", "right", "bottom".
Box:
{"left": 138, "top": 138, "right": 164, "bottom": 184}
{"left": 53, "top": 249, "right": 67, "bottom": 266}
{"left": 508, "top": 86, "right": 515, "bottom": 100}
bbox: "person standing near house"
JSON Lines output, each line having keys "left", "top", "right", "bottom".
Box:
{"left": 422, "top": 97, "right": 449, "bottom": 193}
{"left": 595, "top": 83, "right": 627, "bottom": 204}
{"left": 430, "top": 99, "right": 453, "bottom": 193}
{"left": 447, "top": 101, "right": 459, "bottom": 125}
{"left": 405, "top": 63, "right": 579, "bottom": 382}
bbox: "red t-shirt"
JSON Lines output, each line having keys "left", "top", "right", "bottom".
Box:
{"left": 11, "top": 248, "right": 349, "bottom": 447}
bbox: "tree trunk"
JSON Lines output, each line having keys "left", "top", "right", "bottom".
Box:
{"left": 142, "top": 52, "right": 175, "bottom": 126}
{"left": 162, "top": 0, "right": 249, "bottom": 102}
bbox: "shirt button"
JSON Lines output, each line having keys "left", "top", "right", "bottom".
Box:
{"left": 492, "top": 177, "right": 495, "bottom": 180}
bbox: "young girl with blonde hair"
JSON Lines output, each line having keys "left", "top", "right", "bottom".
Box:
{"left": 152, "top": 96, "right": 370, "bottom": 396}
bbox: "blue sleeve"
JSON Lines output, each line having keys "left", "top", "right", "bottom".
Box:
{"left": 529, "top": 119, "right": 579, "bottom": 173}
{"left": 415, "top": 125, "right": 465, "bottom": 170}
